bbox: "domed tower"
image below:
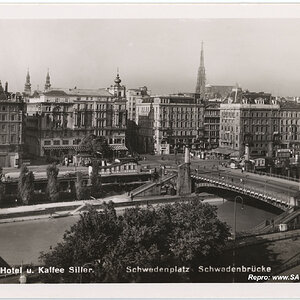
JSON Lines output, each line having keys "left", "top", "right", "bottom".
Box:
{"left": 24, "top": 69, "right": 32, "bottom": 96}
{"left": 108, "top": 71, "right": 126, "bottom": 98}
{"left": 114, "top": 73, "right": 121, "bottom": 86}
{"left": 44, "top": 69, "right": 51, "bottom": 91}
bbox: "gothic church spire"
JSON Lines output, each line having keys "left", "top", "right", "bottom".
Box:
{"left": 45, "top": 69, "right": 51, "bottom": 91}
{"left": 24, "top": 69, "right": 32, "bottom": 96}
{"left": 195, "top": 41, "right": 206, "bottom": 100}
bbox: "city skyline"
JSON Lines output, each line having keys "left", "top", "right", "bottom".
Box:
{"left": 1, "top": 19, "right": 300, "bottom": 96}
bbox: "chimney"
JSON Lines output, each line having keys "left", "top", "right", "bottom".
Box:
{"left": 5, "top": 82, "right": 8, "bottom": 93}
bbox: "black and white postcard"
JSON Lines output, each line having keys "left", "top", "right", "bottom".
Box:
{"left": 0, "top": 2, "right": 299, "bottom": 298}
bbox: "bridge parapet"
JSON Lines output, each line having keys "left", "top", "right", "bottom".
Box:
{"left": 192, "top": 174, "right": 292, "bottom": 211}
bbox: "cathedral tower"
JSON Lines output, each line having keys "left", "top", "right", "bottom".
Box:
{"left": 24, "top": 69, "right": 32, "bottom": 96}
{"left": 45, "top": 69, "right": 51, "bottom": 91}
{"left": 195, "top": 42, "right": 206, "bottom": 100}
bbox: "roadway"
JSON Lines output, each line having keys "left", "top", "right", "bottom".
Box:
{"left": 193, "top": 166, "right": 299, "bottom": 198}
{"left": 2, "top": 155, "right": 299, "bottom": 198}
{"left": 141, "top": 155, "right": 300, "bottom": 200}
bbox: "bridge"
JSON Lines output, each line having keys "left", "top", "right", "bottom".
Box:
{"left": 189, "top": 162, "right": 300, "bottom": 209}
{"left": 191, "top": 173, "right": 296, "bottom": 211}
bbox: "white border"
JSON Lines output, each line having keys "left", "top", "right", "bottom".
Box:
{"left": 0, "top": 3, "right": 299, "bottom": 19}
{"left": 1, "top": 283, "right": 300, "bottom": 298}
{"left": 1, "top": 2, "right": 300, "bottom": 298}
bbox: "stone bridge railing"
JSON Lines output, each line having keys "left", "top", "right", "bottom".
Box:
{"left": 191, "top": 174, "right": 293, "bottom": 211}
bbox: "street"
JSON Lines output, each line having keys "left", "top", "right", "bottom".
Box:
{"left": 2, "top": 155, "right": 299, "bottom": 199}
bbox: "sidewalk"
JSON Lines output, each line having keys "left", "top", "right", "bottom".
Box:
{"left": 234, "top": 228, "right": 300, "bottom": 249}
{"left": 222, "top": 166, "right": 300, "bottom": 188}
{"left": 0, "top": 194, "right": 129, "bottom": 217}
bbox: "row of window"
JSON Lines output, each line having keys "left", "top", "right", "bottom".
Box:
{"left": 1, "top": 106, "right": 19, "bottom": 112}
{"left": 161, "top": 130, "right": 197, "bottom": 137}
{"left": 1, "top": 124, "right": 17, "bottom": 132}
{"left": 159, "top": 122, "right": 201, "bottom": 128}
{"left": 44, "top": 139, "right": 75, "bottom": 146}
{"left": 204, "top": 125, "right": 219, "bottom": 130}
{"left": 161, "top": 107, "right": 199, "bottom": 113}
{"left": 222, "top": 111, "right": 279, "bottom": 118}
{"left": 242, "top": 120, "right": 278, "bottom": 125}
{"left": 0, "top": 114, "right": 21, "bottom": 121}
{"left": 281, "top": 111, "right": 300, "bottom": 118}
{"left": 0, "top": 134, "right": 17, "bottom": 144}
{"left": 281, "top": 119, "right": 300, "bottom": 125}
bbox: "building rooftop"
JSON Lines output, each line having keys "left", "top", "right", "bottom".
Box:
{"left": 280, "top": 101, "right": 300, "bottom": 109}
{"left": 45, "top": 87, "right": 113, "bottom": 97}
{"left": 44, "top": 90, "right": 69, "bottom": 97}
{"left": 223, "top": 89, "right": 273, "bottom": 104}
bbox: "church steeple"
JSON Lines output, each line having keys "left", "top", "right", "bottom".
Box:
{"left": 24, "top": 69, "right": 32, "bottom": 96}
{"left": 195, "top": 41, "right": 206, "bottom": 100}
{"left": 45, "top": 69, "right": 51, "bottom": 91}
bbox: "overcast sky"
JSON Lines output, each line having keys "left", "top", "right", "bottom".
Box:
{"left": 1, "top": 19, "right": 300, "bottom": 96}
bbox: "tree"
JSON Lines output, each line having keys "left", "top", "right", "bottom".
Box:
{"left": 0, "top": 182, "right": 5, "bottom": 206}
{"left": 79, "top": 134, "right": 112, "bottom": 159}
{"left": 40, "top": 198, "right": 230, "bottom": 283}
{"left": 0, "top": 168, "right": 5, "bottom": 206}
{"left": 75, "top": 172, "right": 86, "bottom": 200}
{"left": 18, "top": 164, "right": 35, "bottom": 205}
{"left": 46, "top": 163, "right": 59, "bottom": 202}
{"left": 0, "top": 167, "right": 4, "bottom": 205}
{"left": 90, "top": 160, "right": 101, "bottom": 198}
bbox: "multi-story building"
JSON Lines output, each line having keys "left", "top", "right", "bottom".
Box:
{"left": 279, "top": 101, "right": 300, "bottom": 155}
{"left": 203, "top": 101, "right": 220, "bottom": 149}
{"left": 126, "top": 86, "right": 150, "bottom": 122}
{"left": 0, "top": 81, "right": 25, "bottom": 167}
{"left": 137, "top": 104, "right": 155, "bottom": 154}
{"left": 25, "top": 74, "right": 127, "bottom": 160}
{"left": 220, "top": 89, "right": 280, "bottom": 158}
{"left": 136, "top": 94, "right": 204, "bottom": 155}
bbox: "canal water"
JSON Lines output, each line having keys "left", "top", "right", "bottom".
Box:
{"left": 0, "top": 197, "right": 277, "bottom": 266}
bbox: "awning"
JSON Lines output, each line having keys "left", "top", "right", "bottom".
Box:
{"left": 109, "top": 144, "right": 128, "bottom": 151}
{"left": 43, "top": 145, "right": 78, "bottom": 150}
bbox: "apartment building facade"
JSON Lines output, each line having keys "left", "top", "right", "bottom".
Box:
{"left": 25, "top": 74, "right": 127, "bottom": 160}
{"left": 136, "top": 94, "right": 204, "bottom": 155}
{"left": 220, "top": 90, "right": 280, "bottom": 158}
{"left": 0, "top": 81, "right": 25, "bottom": 167}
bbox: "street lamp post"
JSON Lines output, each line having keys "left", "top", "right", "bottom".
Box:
{"left": 264, "top": 180, "right": 268, "bottom": 200}
{"left": 233, "top": 195, "right": 244, "bottom": 283}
